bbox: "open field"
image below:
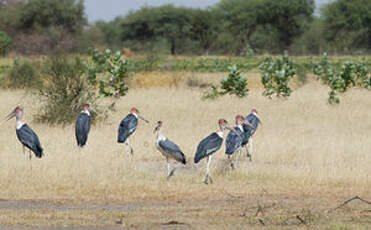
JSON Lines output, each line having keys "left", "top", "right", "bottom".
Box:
{"left": 0, "top": 72, "right": 370, "bottom": 229}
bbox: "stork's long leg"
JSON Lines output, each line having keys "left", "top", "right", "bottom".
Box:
{"left": 22, "top": 146, "right": 25, "bottom": 155}
{"left": 248, "top": 137, "right": 253, "bottom": 162}
{"left": 166, "top": 158, "right": 171, "bottom": 177}
{"left": 125, "top": 138, "right": 134, "bottom": 156}
{"left": 168, "top": 162, "right": 178, "bottom": 180}
{"left": 234, "top": 148, "right": 240, "bottom": 167}
{"left": 29, "top": 149, "right": 33, "bottom": 172}
{"left": 228, "top": 155, "right": 235, "bottom": 170}
{"left": 204, "top": 156, "right": 213, "bottom": 184}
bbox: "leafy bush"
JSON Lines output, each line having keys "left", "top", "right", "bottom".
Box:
{"left": 7, "top": 58, "right": 41, "bottom": 89}
{"left": 0, "top": 31, "right": 12, "bottom": 56}
{"left": 203, "top": 65, "right": 248, "bottom": 99}
{"left": 313, "top": 53, "right": 333, "bottom": 84}
{"left": 313, "top": 54, "right": 370, "bottom": 104}
{"left": 88, "top": 49, "right": 129, "bottom": 97}
{"left": 259, "top": 53, "right": 296, "bottom": 98}
{"left": 37, "top": 56, "right": 98, "bottom": 125}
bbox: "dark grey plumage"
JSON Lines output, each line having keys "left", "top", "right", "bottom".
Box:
{"left": 16, "top": 124, "right": 43, "bottom": 158}
{"left": 75, "top": 113, "right": 91, "bottom": 147}
{"left": 117, "top": 114, "right": 138, "bottom": 143}
{"left": 194, "top": 133, "right": 223, "bottom": 163}
{"left": 159, "top": 139, "right": 186, "bottom": 164}
{"left": 225, "top": 127, "right": 243, "bottom": 155}
{"left": 242, "top": 113, "right": 260, "bottom": 146}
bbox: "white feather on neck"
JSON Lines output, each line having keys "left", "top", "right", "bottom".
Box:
{"left": 131, "top": 112, "right": 138, "bottom": 118}
{"left": 216, "top": 131, "right": 223, "bottom": 138}
{"left": 16, "top": 120, "right": 25, "bottom": 130}
{"left": 82, "top": 110, "right": 90, "bottom": 116}
{"left": 252, "top": 112, "right": 260, "bottom": 119}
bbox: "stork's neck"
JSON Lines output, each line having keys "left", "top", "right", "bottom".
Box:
{"left": 216, "top": 130, "right": 224, "bottom": 138}
{"left": 15, "top": 118, "right": 25, "bottom": 130}
{"left": 82, "top": 110, "right": 90, "bottom": 116}
{"left": 155, "top": 128, "right": 166, "bottom": 141}
{"left": 252, "top": 112, "right": 260, "bottom": 119}
{"left": 236, "top": 124, "right": 243, "bottom": 132}
{"left": 131, "top": 112, "right": 138, "bottom": 118}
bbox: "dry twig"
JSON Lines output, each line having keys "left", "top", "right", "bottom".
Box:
{"left": 329, "top": 196, "right": 371, "bottom": 212}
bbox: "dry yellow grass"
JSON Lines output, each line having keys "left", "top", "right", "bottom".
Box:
{"left": 0, "top": 74, "right": 370, "bottom": 229}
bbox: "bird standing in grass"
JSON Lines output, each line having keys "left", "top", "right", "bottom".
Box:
{"left": 4, "top": 106, "right": 43, "bottom": 160}
{"left": 75, "top": 103, "right": 91, "bottom": 147}
{"left": 154, "top": 121, "right": 186, "bottom": 180}
{"left": 117, "top": 107, "right": 149, "bottom": 156}
{"left": 242, "top": 109, "right": 261, "bottom": 161}
{"left": 225, "top": 115, "right": 254, "bottom": 169}
{"left": 194, "top": 119, "right": 233, "bottom": 184}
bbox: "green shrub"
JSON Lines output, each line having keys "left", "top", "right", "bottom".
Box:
{"left": 259, "top": 53, "right": 296, "bottom": 98}
{"left": 7, "top": 58, "right": 41, "bottom": 89}
{"left": 87, "top": 48, "right": 130, "bottom": 97}
{"left": 37, "top": 56, "right": 99, "bottom": 125}
{"left": 0, "top": 31, "right": 12, "bottom": 56}
{"left": 203, "top": 65, "right": 249, "bottom": 99}
{"left": 313, "top": 53, "right": 370, "bottom": 104}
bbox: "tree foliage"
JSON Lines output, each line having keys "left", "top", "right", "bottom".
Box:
{"left": 0, "top": 31, "right": 12, "bottom": 56}
{"left": 19, "top": 0, "right": 86, "bottom": 33}
{"left": 122, "top": 4, "right": 193, "bottom": 55}
{"left": 216, "top": 0, "right": 314, "bottom": 54}
{"left": 322, "top": 0, "right": 371, "bottom": 53}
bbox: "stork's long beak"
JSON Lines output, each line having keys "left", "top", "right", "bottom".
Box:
{"left": 225, "top": 124, "right": 238, "bottom": 135}
{"left": 1, "top": 111, "right": 15, "bottom": 125}
{"left": 138, "top": 114, "right": 149, "bottom": 123}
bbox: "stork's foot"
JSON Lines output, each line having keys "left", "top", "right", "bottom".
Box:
{"left": 203, "top": 175, "right": 209, "bottom": 185}
{"left": 230, "top": 163, "right": 235, "bottom": 170}
{"left": 167, "top": 171, "right": 175, "bottom": 180}
{"left": 203, "top": 175, "right": 213, "bottom": 185}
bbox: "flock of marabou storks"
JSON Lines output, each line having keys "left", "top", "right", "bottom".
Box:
{"left": 3, "top": 105, "right": 261, "bottom": 184}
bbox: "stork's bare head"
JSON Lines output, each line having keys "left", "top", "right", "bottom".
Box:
{"left": 4, "top": 105, "right": 23, "bottom": 122}
{"left": 131, "top": 107, "right": 149, "bottom": 123}
{"left": 83, "top": 103, "right": 90, "bottom": 111}
{"left": 218, "top": 118, "right": 232, "bottom": 132}
{"left": 251, "top": 109, "right": 258, "bottom": 114}
{"left": 235, "top": 115, "right": 244, "bottom": 125}
{"left": 154, "top": 120, "right": 163, "bottom": 133}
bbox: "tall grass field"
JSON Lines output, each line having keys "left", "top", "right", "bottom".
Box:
{"left": 0, "top": 65, "right": 370, "bottom": 229}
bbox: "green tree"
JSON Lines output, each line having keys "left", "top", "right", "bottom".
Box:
{"left": 122, "top": 4, "right": 193, "bottom": 55}
{"left": 322, "top": 0, "right": 371, "bottom": 53}
{"left": 19, "top": 0, "right": 86, "bottom": 33}
{"left": 216, "top": 0, "right": 314, "bottom": 54}
{"left": 189, "top": 9, "right": 219, "bottom": 55}
{"left": 95, "top": 17, "right": 124, "bottom": 49}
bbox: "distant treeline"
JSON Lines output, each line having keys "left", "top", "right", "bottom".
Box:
{"left": 0, "top": 0, "right": 370, "bottom": 56}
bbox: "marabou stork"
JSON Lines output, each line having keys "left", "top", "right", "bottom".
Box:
{"left": 4, "top": 106, "right": 43, "bottom": 160}
{"left": 242, "top": 109, "right": 261, "bottom": 161}
{"left": 194, "top": 119, "right": 233, "bottom": 184}
{"left": 154, "top": 121, "right": 186, "bottom": 180}
{"left": 117, "top": 107, "right": 149, "bottom": 155}
{"left": 75, "top": 103, "right": 91, "bottom": 147}
{"left": 225, "top": 115, "right": 254, "bottom": 169}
